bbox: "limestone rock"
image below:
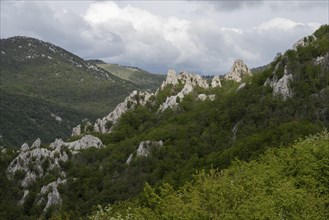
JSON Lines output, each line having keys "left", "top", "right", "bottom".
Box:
{"left": 237, "top": 83, "right": 246, "bottom": 91}
{"left": 31, "top": 138, "right": 41, "bottom": 149}
{"left": 7, "top": 135, "right": 103, "bottom": 188}
{"left": 71, "top": 125, "right": 81, "bottom": 137}
{"left": 93, "top": 90, "right": 154, "bottom": 134}
{"left": 211, "top": 75, "right": 222, "bottom": 88}
{"left": 66, "top": 135, "right": 103, "bottom": 151}
{"left": 224, "top": 59, "right": 251, "bottom": 82}
{"left": 20, "top": 143, "right": 29, "bottom": 151}
{"left": 197, "top": 94, "right": 216, "bottom": 101}
{"left": 293, "top": 35, "right": 316, "bottom": 50}
{"left": 314, "top": 53, "right": 329, "bottom": 70}
{"left": 160, "top": 69, "right": 179, "bottom": 89}
{"left": 126, "top": 153, "right": 133, "bottom": 165}
{"left": 158, "top": 84, "right": 193, "bottom": 112}
{"left": 18, "top": 190, "right": 29, "bottom": 206}
{"left": 264, "top": 65, "right": 293, "bottom": 100}
{"left": 39, "top": 178, "right": 67, "bottom": 211}
{"left": 160, "top": 69, "right": 209, "bottom": 90}
{"left": 136, "top": 140, "right": 163, "bottom": 157}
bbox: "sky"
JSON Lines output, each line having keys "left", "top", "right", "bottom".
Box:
{"left": 1, "top": 0, "right": 328, "bottom": 75}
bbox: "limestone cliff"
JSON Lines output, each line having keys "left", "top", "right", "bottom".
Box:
{"left": 264, "top": 62, "right": 293, "bottom": 100}
{"left": 224, "top": 59, "right": 252, "bottom": 82}
{"left": 93, "top": 90, "right": 154, "bottom": 134}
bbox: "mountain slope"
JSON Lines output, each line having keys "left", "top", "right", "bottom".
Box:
{"left": 90, "top": 131, "right": 329, "bottom": 219}
{"left": 96, "top": 63, "right": 165, "bottom": 91}
{"left": 1, "top": 25, "right": 328, "bottom": 219}
{"left": 0, "top": 36, "right": 139, "bottom": 146}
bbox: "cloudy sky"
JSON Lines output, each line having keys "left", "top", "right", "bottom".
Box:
{"left": 1, "top": 1, "right": 328, "bottom": 74}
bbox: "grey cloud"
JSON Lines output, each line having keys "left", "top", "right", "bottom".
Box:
{"left": 205, "top": 0, "right": 264, "bottom": 11}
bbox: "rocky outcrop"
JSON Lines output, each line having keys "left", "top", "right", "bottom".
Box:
{"left": 137, "top": 140, "right": 163, "bottom": 157}
{"left": 224, "top": 59, "right": 252, "bottom": 82}
{"left": 18, "top": 190, "right": 29, "bottom": 206}
{"left": 158, "top": 84, "right": 193, "bottom": 112}
{"left": 38, "top": 178, "right": 66, "bottom": 211}
{"left": 211, "top": 75, "right": 222, "bottom": 88}
{"left": 71, "top": 124, "right": 81, "bottom": 137}
{"left": 237, "top": 83, "right": 246, "bottom": 91}
{"left": 126, "top": 154, "right": 133, "bottom": 165}
{"left": 264, "top": 64, "right": 293, "bottom": 100}
{"left": 160, "top": 69, "right": 209, "bottom": 90}
{"left": 126, "top": 140, "right": 163, "bottom": 165}
{"left": 197, "top": 94, "right": 216, "bottom": 101}
{"left": 293, "top": 35, "right": 317, "bottom": 50}
{"left": 314, "top": 52, "right": 329, "bottom": 70}
{"left": 7, "top": 135, "right": 103, "bottom": 188}
{"left": 93, "top": 90, "right": 154, "bottom": 134}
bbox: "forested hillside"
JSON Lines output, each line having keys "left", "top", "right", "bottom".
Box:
{"left": 0, "top": 37, "right": 138, "bottom": 146}
{"left": 0, "top": 25, "right": 328, "bottom": 220}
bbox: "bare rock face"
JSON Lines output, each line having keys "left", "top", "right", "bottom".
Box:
{"left": 264, "top": 64, "right": 293, "bottom": 100}
{"left": 71, "top": 124, "right": 81, "bottom": 137}
{"left": 197, "top": 94, "right": 216, "bottom": 101}
{"left": 211, "top": 75, "right": 222, "bottom": 88}
{"left": 160, "top": 69, "right": 209, "bottom": 90}
{"left": 7, "top": 135, "right": 103, "bottom": 188}
{"left": 224, "top": 59, "right": 252, "bottom": 82}
{"left": 126, "top": 153, "right": 133, "bottom": 165}
{"left": 158, "top": 84, "right": 193, "bottom": 112}
{"left": 66, "top": 135, "right": 103, "bottom": 151}
{"left": 136, "top": 140, "right": 163, "bottom": 157}
{"left": 126, "top": 140, "right": 163, "bottom": 165}
{"left": 293, "top": 35, "right": 317, "bottom": 50}
{"left": 20, "top": 143, "right": 29, "bottom": 152}
{"left": 160, "top": 69, "right": 179, "bottom": 89}
{"left": 39, "top": 178, "right": 66, "bottom": 211}
{"left": 93, "top": 90, "right": 154, "bottom": 134}
{"left": 314, "top": 52, "right": 329, "bottom": 70}
{"left": 237, "top": 83, "right": 246, "bottom": 91}
{"left": 18, "top": 190, "right": 29, "bottom": 206}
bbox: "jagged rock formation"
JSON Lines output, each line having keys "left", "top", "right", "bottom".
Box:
{"left": 264, "top": 64, "right": 293, "bottom": 100}
{"left": 7, "top": 135, "right": 103, "bottom": 188}
{"left": 314, "top": 52, "right": 329, "bottom": 70}
{"left": 160, "top": 69, "right": 209, "bottom": 90}
{"left": 211, "top": 75, "right": 222, "bottom": 88}
{"left": 224, "top": 59, "right": 252, "bottom": 82}
{"left": 71, "top": 124, "right": 81, "bottom": 136}
{"left": 18, "top": 190, "right": 29, "bottom": 206}
{"left": 93, "top": 90, "right": 154, "bottom": 134}
{"left": 157, "top": 69, "right": 220, "bottom": 112}
{"left": 37, "top": 178, "right": 67, "bottom": 211}
{"left": 293, "top": 35, "right": 317, "bottom": 50}
{"left": 158, "top": 84, "right": 193, "bottom": 112}
{"left": 197, "top": 94, "right": 216, "bottom": 101}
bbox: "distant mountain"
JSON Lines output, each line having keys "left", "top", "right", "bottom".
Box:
{"left": 0, "top": 36, "right": 138, "bottom": 146}
{"left": 97, "top": 63, "right": 166, "bottom": 91}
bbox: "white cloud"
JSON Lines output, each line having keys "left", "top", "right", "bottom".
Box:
{"left": 257, "top": 17, "right": 308, "bottom": 31}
